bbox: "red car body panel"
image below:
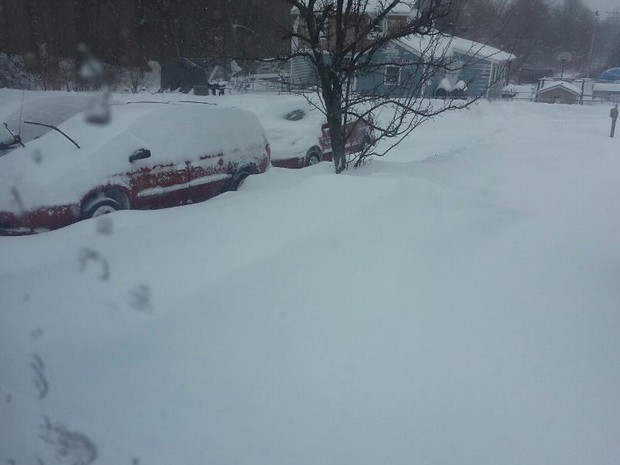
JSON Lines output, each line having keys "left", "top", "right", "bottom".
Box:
{"left": 319, "top": 117, "right": 374, "bottom": 159}
{"left": 271, "top": 156, "right": 307, "bottom": 169}
{"left": 0, "top": 154, "right": 270, "bottom": 236}
{"left": 0, "top": 205, "right": 77, "bottom": 236}
{"left": 1, "top": 147, "right": 271, "bottom": 236}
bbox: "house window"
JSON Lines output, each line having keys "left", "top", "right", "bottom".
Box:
{"left": 384, "top": 65, "right": 401, "bottom": 86}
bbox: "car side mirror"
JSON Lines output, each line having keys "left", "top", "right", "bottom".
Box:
{"left": 129, "top": 148, "right": 151, "bottom": 163}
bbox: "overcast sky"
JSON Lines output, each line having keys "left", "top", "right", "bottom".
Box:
{"left": 582, "top": 0, "right": 620, "bottom": 14}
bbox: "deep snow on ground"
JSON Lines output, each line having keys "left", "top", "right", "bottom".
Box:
{"left": 1, "top": 90, "right": 619, "bottom": 465}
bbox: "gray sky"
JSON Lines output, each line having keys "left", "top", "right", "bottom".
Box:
{"left": 582, "top": 0, "right": 620, "bottom": 14}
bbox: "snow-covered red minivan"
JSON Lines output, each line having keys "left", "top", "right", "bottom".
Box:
{"left": 0, "top": 102, "right": 270, "bottom": 235}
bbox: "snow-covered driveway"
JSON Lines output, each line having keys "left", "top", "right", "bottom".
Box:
{"left": 1, "top": 94, "right": 619, "bottom": 465}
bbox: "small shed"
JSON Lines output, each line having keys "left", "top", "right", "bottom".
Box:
{"left": 592, "top": 82, "right": 620, "bottom": 103}
{"left": 160, "top": 58, "right": 243, "bottom": 93}
{"left": 537, "top": 81, "right": 581, "bottom": 104}
{"left": 161, "top": 58, "right": 208, "bottom": 93}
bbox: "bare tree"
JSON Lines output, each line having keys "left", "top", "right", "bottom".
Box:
{"left": 128, "top": 67, "right": 145, "bottom": 92}
{"left": 286, "top": 0, "right": 504, "bottom": 173}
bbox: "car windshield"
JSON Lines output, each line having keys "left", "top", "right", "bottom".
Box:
{"left": 285, "top": 109, "right": 306, "bottom": 120}
{"left": 1, "top": 2, "right": 619, "bottom": 465}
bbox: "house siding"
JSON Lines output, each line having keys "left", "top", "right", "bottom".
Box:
{"left": 462, "top": 58, "right": 492, "bottom": 98}
{"left": 450, "top": 52, "right": 501, "bottom": 98}
{"left": 355, "top": 42, "right": 424, "bottom": 98}
{"left": 353, "top": 44, "right": 504, "bottom": 100}
{"left": 290, "top": 55, "right": 318, "bottom": 87}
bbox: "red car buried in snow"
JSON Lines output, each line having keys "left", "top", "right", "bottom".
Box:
{"left": 0, "top": 102, "right": 270, "bottom": 235}
{"left": 260, "top": 99, "right": 375, "bottom": 169}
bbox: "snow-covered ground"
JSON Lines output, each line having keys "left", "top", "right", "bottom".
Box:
{"left": 1, "top": 90, "right": 619, "bottom": 465}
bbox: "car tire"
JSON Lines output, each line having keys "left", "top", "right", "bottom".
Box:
{"left": 306, "top": 148, "right": 322, "bottom": 166}
{"left": 81, "top": 197, "right": 123, "bottom": 219}
{"left": 230, "top": 169, "right": 252, "bottom": 191}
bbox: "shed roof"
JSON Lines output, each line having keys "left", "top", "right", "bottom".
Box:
{"left": 538, "top": 81, "right": 581, "bottom": 95}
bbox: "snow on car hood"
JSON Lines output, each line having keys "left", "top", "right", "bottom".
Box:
{"left": 259, "top": 98, "right": 325, "bottom": 160}
{"left": 0, "top": 103, "right": 266, "bottom": 213}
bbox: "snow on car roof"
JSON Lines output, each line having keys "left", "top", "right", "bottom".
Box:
{"left": 0, "top": 103, "right": 266, "bottom": 212}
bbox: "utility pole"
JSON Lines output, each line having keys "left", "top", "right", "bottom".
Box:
{"left": 587, "top": 10, "right": 599, "bottom": 78}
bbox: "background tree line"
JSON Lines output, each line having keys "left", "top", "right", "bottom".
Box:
{"left": 439, "top": 0, "right": 620, "bottom": 79}
{"left": 0, "top": 0, "right": 618, "bottom": 86}
{"left": 0, "top": 0, "right": 291, "bottom": 69}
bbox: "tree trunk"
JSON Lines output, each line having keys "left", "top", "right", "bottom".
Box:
{"left": 325, "top": 82, "right": 346, "bottom": 174}
{"left": 319, "top": 57, "right": 346, "bottom": 174}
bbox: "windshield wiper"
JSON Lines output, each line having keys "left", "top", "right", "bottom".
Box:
{"left": 1, "top": 122, "right": 24, "bottom": 150}
{"left": 24, "top": 121, "right": 81, "bottom": 149}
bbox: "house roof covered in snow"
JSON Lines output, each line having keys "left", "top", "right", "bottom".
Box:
{"left": 538, "top": 81, "right": 581, "bottom": 95}
{"left": 398, "top": 33, "right": 515, "bottom": 63}
{"left": 288, "top": 3, "right": 515, "bottom": 64}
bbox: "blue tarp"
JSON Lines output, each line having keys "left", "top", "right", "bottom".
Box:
{"left": 599, "top": 68, "right": 620, "bottom": 81}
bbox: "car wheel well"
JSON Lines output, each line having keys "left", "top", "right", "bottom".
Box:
{"left": 81, "top": 188, "right": 129, "bottom": 214}
{"left": 307, "top": 146, "right": 322, "bottom": 156}
{"left": 228, "top": 164, "right": 258, "bottom": 191}
{"left": 306, "top": 146, "right": 322, "bottom": 166}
